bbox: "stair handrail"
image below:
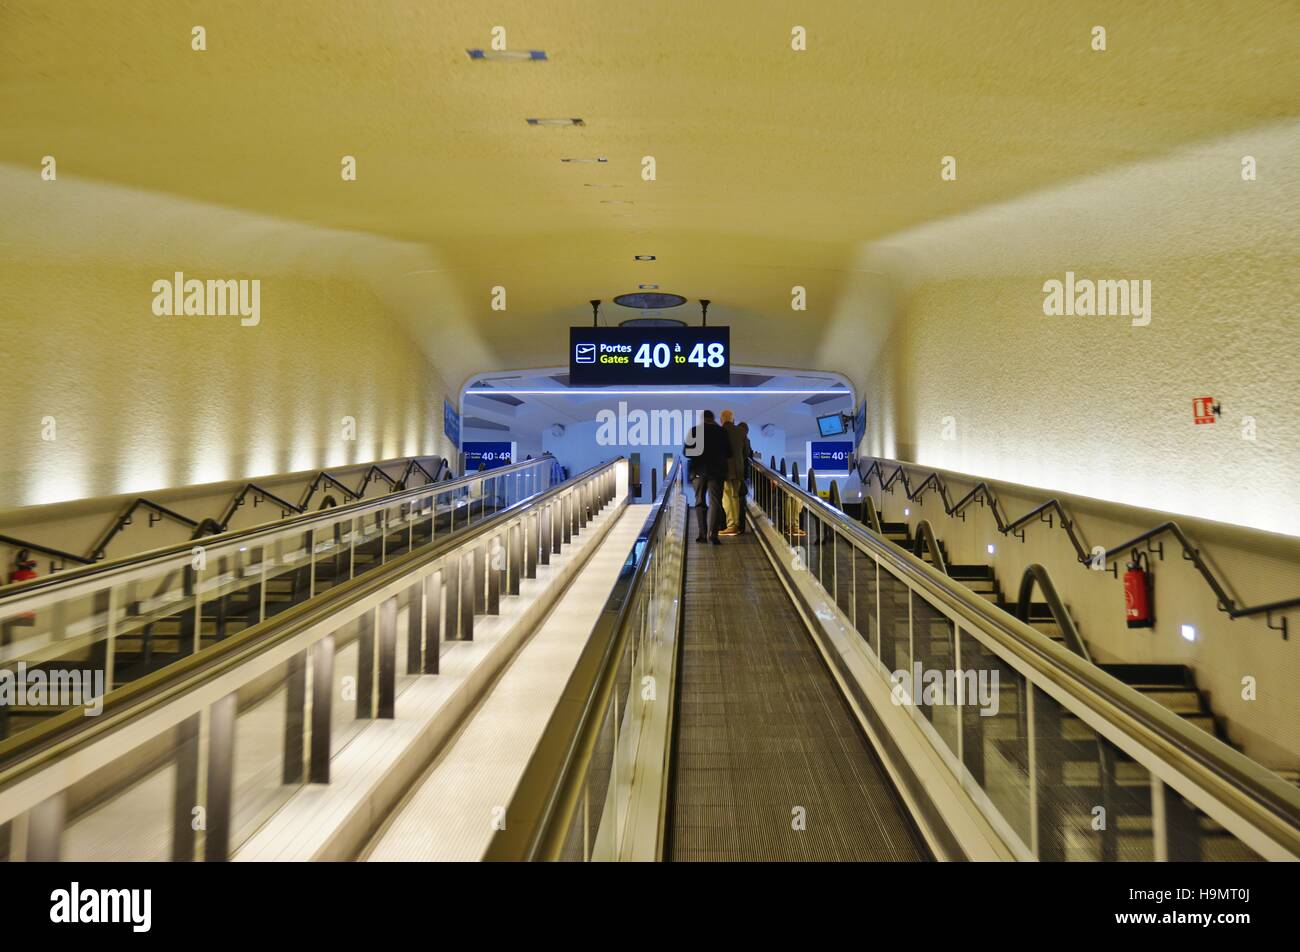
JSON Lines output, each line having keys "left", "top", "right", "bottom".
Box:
{"left": 88, "top": 499, "right": 201, "bottom": 563}
{"left": 859, "top": 456, "right": 1300, "bottom": 637}
{"left": 0, "top": 454, "right": 549, "bottom": 602}
{"left": 3, "top": 455, "right": 445, "bottom": 571}
{"left": 861, "top": 495, "right": 884, "bottom": 535}
{"left": 913, "top": 519, "right": 948, "bottom": 576}
{"left": 1016, "top": 563, "right": 1090, "bottom": 662}
{"left": 0, "top": 534, "right": 95, "bottom": 569}
{"left": 1016, "top": 562, "right": 1119, "bottom": 859}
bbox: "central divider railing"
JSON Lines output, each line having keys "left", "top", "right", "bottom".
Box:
{"left": 0, "top": 458, "right": 624, "bottom": 861}
{"left": 746, "top": 456, "right": 1300, "bottom": 861}
{"left": 0, "top": 455, "right": 563, "bottom": 741}
{"left": 485, "top": 459, "right": 688, "bottom": 861}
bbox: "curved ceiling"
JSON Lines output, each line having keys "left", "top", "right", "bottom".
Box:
{"left": 3, "top": 1, "right": 1296, "bottom": 387}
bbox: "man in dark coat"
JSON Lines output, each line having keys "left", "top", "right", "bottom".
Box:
{"left": 685, "top": 410, "right": 731, "bottom": 543}
{"left": 719, "top": 409, "right": 752, "bottom": 536}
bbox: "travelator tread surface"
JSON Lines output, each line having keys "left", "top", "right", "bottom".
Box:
{"left": 667, "top": 530, "right": 929, "bottom": 862}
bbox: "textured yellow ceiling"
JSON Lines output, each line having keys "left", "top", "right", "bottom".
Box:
{"left": 3, "top": 0, "right": 1297, "bottom": 378}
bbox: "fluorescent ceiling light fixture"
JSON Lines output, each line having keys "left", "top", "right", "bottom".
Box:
{"left": 482, "top": 388, "right": 851, "bottom": 396}
{"left": 638, "top": 284, "right": 659, "bottom": 290}
{"left": 466, "top": 49, "right": 547, "bottom": 61}
{"left": 528, "top": 117, "right": 585, "bottom": 126}
{"left": 561, "top": 156, "right": 607, "bottom": 164}
{"left": 1181, "top": 624, "right": 1197, "bottom": 642}
{"left": 584, "top": 183, "right": 621, "bottom": 188}
{"left": 602, "top": 200, "right": 633, "bottom": 205}
{"left": 634, "top": 254, "right": 656, "bottom": 261}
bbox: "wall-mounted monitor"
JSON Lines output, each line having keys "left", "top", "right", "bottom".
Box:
{"left": 816, "top": 412, "right": 847, "bottom": 437}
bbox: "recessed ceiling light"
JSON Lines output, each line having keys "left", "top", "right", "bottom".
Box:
{"left": 583, "top": 183, "right": 621, "bottom": 188}
{"left": 527, "top": 117, "right": 585, "bottom": 126}
{"left": 1181, "top": 623, "right": 1197, "bottom": 642}
{"left": 602, "top": 200, "right": 633, "bottom": 205}
{"left": 561, "top": 156, "right": 607, "bottom": 164}
{"left": 614, "top": 292, "right": 686, "bottom": 309}
{"left": 638, "top": 284, "right": 659, "bottom": 290}
{"left": 466, "top": 49, "right": 547, "bottom": 61}
{"left": 634, "top": 254, "right": 656, "bottom": 261}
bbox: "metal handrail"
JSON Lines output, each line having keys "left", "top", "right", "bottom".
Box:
{"left": 751, "top": 456, "right": 1300, "bottom": 856}
{"left": 1016, "top": 563, "right": 1089, "bottom": 663}
{"left": 0, "top": 455, "right": 549, "bottom": 604}
{"left": 861, "top": 496, "right": 884, "bottom": 535}
{"left": 858, "top": 456, "right": 1300, "bottom": 633}
{"left": 913, "top": 519, "right": 947, "bottom": 576}
{"left": 484, "top": 459, "right": 686, "bottom": 861}
{"left": 7, "top": 457, "right": 448, "bottom": 570}
{"left": 0, "top": 458, "right": 622, "bottom": 784}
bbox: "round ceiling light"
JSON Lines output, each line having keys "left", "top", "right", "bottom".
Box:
{"left": 620, "top": 317, "right": 687, "bottom": 327}
{"left": 613, "top": 292, "right": 687, "bottom": 309}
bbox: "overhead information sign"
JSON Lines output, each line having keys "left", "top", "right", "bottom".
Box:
{"left": 463, "top": 441, "right": 515, "bottom": 471}
{"left": 569, "top": 326, "right": 730, "bottom": 386}
{"left": 808, "top": 440, "right": 853, "bottom": 473}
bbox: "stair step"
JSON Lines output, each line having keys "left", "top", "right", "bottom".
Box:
{"left": 1098, "top": 663, "right": 1194, "bottom": 688}
{"left": 948, "top": 564, "right": 994, "bottom": 579}
{"left": 1141, "top": 689, "right": 1206, "bottom": 715}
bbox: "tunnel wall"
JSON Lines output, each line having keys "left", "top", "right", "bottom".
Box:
{"left": 0, "top": 166, "right": 457, "bottom": 514}
{"left": 855, "top": 120, "right": 1300, "bottom": 768}
{"left": 857, "top": 119, "right": 1300, "bottom": 539}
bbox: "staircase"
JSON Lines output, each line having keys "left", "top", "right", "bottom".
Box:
{"left": 876, "top": 516, "right": 1262, "bottom": 860}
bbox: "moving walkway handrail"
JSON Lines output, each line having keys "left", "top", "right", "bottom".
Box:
{"left": 752, "top": 457, "right": 1300, "bottom": 856}
{"left": 0, "top": 458, "right": 622, "bottom": 788}
{"left": 858, "top": 456, "right": 1300, "bottom": 632}
{"left": 484, "top": 459, "right": 686, "bottom": 861}
{"left": 0, "top": 455, "right": 551, "bottom": 605}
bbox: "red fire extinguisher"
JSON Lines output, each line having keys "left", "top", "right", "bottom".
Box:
{"left": 1123, "top": 550, "right": 1154, "bottom": 629}
{"left": 8, "top": 549, "right": 39, "bottom": 627}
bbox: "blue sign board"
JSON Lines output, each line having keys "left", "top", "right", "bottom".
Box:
{"left": 443, "top": 398, "right": 460, "bottom": 449}
{"left": 463, "top": 441, "right": 514, "bottom": 471}
{"left": 810, "top": 441, "right": 853, "bottom": 473}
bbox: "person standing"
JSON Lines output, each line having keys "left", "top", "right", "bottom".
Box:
{"left": 685, "top": 410, "right": 731, "bottom": 544}
{"left": 719, "top": 409, "right": 751, "bottom": 537}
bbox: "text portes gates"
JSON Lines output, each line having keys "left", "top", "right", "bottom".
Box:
{"left": 569, "top": 326, "right": 730, "bottom": 386}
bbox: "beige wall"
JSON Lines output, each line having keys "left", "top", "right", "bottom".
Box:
{"left": 855, "top": 120, "right": 1300, "bottom": 768}
{"left": 0, "top": 165, "right": 459, "bottom": 514}
{"left": 859, "top": 118, "right": 1300, "bottom": 538}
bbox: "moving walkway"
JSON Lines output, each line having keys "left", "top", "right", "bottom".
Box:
{"left": 488, "top": 457, "right": 1300, "bottom": 862}
{"left": 0, "top": 456, "right": 561, "bottom": 740}
{"left": 0, "top": 456, "right": 613, "bottom": 860}
{"left": 3, "top": 450, "right": 1297, "bottom": 862}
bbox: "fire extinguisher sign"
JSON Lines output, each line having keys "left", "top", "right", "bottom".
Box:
{"left": 1192, "top": 396, "right": 1220, "bottom": 425}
